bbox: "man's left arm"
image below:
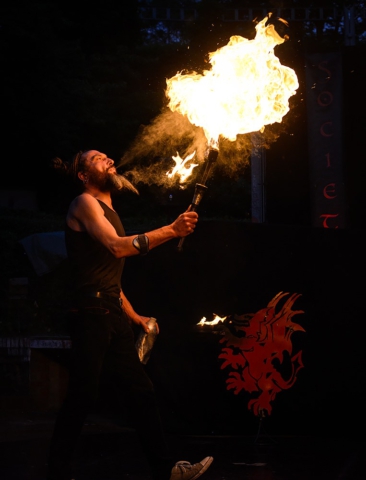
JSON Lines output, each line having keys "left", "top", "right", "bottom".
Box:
{"left": 119, "top": 290, "right": 153, "bottom": 333}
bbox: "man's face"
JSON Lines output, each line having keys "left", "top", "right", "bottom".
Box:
{"left": 82, "top": 150, "right": 138, "bottom": 194}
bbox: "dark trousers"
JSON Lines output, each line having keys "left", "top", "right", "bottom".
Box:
{"left": 47, "top": 297, "right": 171, "bottom": 480}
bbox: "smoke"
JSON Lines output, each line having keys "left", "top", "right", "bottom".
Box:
{"left": 118, "top": 105, "right": 290, "bottom": 189}
{"left": 117, "top": 108, "right": 207, "bottom": 189}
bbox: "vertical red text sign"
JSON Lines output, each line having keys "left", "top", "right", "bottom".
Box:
{"left": 305, "top": 52, "right": 346, "bottom": 228}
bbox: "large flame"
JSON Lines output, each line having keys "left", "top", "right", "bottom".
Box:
{"left": 166, "top": 14, "right": 299, "bottom": 150}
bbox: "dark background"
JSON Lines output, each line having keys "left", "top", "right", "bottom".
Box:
{"left": 0, "top": 1, "right": 365, "bottom": 439}
{"left": 0, "top": 1, "right": 365, "bottom": 228}
{"left": 116, "top": 220, "right": 366, "bottom": 438}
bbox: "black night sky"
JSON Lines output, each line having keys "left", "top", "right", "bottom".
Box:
{"left": 0, "top": 1, "right": 365, "bottom": 229}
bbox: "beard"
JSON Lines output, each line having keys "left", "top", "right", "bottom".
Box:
{"left": 87, "top": 169, "right": 139, "bottom": 195}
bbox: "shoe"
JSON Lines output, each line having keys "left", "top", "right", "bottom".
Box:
{"left": 170, "top": 456, "right": 213, "bottom": 480}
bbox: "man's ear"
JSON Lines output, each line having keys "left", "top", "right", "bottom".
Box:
{"left": 78, "top": 171, "right": 86, "bottom": 182}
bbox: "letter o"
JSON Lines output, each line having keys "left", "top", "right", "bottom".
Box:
{"left": 317, "top": 91, "right": 333, "bottom": 107}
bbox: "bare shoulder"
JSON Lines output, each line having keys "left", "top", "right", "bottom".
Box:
{"left": 70, "top": 193, "right": 101, "bottom": 213}
{"left": 67, "top": 193, "right": 103, "bottom": 230}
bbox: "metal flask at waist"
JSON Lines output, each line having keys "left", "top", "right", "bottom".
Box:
{"left": 135, "top": 317, "right": 158, "bottom": 364}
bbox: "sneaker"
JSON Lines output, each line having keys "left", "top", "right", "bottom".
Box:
{"left": 170, "top": 456, "right": 213, "bottom": 480}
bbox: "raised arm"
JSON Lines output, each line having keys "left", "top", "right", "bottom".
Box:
{"left": 67, "top": 193, "right": 198, "bottom": 258}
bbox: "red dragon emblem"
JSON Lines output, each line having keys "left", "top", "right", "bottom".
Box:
{"left": 218, "top": 292, "right": 305, "bottom": 416}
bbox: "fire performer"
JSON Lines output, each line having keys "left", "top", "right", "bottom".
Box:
{"left": 46, "top": 149, "right": 213, "bottom": 480}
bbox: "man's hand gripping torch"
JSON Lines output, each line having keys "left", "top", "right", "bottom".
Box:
{"left": 177, "top": 149, "right": 218, "bottom": 252}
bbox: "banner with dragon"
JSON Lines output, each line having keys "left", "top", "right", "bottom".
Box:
{"left": 199, "top": 291, "right": 305, "bottom": 417}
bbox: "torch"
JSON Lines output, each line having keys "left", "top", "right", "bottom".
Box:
{"left": 177, "top": 148, "right": 218, "bottom": 252}
{"left": 165, "top": 13, "right": 299, "bottom": 251}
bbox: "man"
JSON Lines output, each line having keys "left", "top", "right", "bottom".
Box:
{"left": 47, "top": 150, "right": 213, "bottom": 480}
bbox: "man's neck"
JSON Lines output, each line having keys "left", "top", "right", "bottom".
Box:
{"left": 84, "top": 187, "right": 114, "bottom": 210}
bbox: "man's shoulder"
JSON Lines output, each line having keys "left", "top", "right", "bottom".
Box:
{"left": 67, "top": 193, "right": 101, "bottom": 220}
{"left": 75, "top": 192, "right": 95, "bottom": 201}
{"left": 70, "top": 193, "right": 98, "bottom": 209}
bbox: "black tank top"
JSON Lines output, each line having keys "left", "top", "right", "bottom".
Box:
{"left": 65, "top": 199, "right": 125, "bottom": 297}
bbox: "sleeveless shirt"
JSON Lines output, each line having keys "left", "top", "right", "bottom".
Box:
{"left": 65, "top": 199, "right": 125, "bottom": 297}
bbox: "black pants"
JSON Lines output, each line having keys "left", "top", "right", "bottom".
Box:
{"left": 47, "top": 297, "right": 171, "bottom": 480}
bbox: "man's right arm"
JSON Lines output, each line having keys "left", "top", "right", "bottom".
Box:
{"left": 67, "top": 193, "right": 198, "bottom": 259}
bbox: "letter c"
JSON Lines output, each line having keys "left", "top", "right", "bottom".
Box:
{"left": 320, "top": 122, "right": 333, "bottom": 137}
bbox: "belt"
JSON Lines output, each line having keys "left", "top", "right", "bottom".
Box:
{"left": 81, "top": 291, "right": 122, "bottom": 306}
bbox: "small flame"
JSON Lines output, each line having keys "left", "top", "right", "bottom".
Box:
{"left": 166, "top": 151, "right": 199, "bottom": 186}
{"left": 197, "top": 314, "right": 227, "bottom": 326}
{"left": 166, "top": 14, "right": 299, "bottom": 148}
